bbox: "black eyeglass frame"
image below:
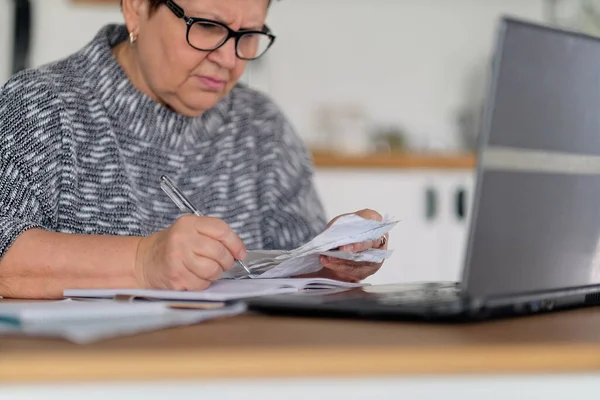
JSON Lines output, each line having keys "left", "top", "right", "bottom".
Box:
{"left": 162, "top": 0, "right": 276, "bottom": 61}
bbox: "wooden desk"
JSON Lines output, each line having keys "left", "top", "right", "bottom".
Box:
{"left": 2, "top": 308, "right": 600, "bottom": 384}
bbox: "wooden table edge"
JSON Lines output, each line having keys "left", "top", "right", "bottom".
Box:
{"left": 2, "top": 344, "right": 600, "bottom": 383}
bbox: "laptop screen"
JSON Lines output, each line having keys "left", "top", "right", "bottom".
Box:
{"left": 463, "top": 18, "right": 600, "bottom": 300}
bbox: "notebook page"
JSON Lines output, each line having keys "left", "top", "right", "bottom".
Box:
{"left": 64, "top": 279, "right": 364, "bottom": 302}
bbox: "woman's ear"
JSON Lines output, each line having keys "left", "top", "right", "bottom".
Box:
{"left": 120, "top": 0, "right": 150, "bottom": 37}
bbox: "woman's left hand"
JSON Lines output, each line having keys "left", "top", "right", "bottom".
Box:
{"left": 310, "top": 209, "right": 388, "bottom": 283}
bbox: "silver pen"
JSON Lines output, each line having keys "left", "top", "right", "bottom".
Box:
{"left": 160, "top": 175, "right": 253, "bottom": 278}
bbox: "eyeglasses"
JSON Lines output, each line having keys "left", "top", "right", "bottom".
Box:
{"left": 162, "top": 0, "right": 276, "bottom": 61}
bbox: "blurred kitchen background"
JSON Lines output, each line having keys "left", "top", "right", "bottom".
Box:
{"left": 1, "top": 0, "right": 600, "bottom": 285}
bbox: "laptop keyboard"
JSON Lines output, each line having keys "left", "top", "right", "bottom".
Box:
{"left": 348, "top": 282, "right": 463, "bottom": 308}
{"left": 248, "top": 282, "right": 466, "bottom": 317}
{"left": 378, "top": 286, "right": 460, "bottom": 306}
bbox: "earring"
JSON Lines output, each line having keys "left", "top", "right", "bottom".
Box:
{"left": 129, "top": 32, "right": 137, "bottom": 44}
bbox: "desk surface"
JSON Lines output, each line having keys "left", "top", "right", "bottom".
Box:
{"left": 2, "top": 307, "right": 600, "bottom": 383}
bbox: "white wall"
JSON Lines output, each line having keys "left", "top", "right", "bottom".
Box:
{"left": 0, "top": 0, "right": 14, "bottom": 83}
{"left": 260, "top": 0, "right": 546, "bottom": 150}
{"left": 29, "top": 0, "right": 123, "bottom": 67}
{"left": 0, "top": 0, "right": 122, "bottom": 82}
{"left": 0, "top": 0, "right": 546, "bottom": 149}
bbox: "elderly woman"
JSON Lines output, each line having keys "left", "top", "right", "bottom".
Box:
{"left": 0, "top": 0, "right": 387, "bottom": 299}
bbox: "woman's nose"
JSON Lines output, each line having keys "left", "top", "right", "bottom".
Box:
{"left": 208, "top": 38, "right": 237, "bottom": 69}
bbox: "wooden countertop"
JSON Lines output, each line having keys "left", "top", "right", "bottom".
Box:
{"left": 2, "top": 306, "right": 600, "bottom": 383}
{"left": 311, "top": 151, "right": 476, "bottom": 169}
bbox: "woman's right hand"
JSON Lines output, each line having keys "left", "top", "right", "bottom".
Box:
{"left": 134, "top": 215, "right": 246, "bottom": 290}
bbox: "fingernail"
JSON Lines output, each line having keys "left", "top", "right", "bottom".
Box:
{"left": 239, "top": 248, "right": 247, "bottom": 260}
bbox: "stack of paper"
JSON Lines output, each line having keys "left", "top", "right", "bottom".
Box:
{"left": 0, "top": 299, "right": 245, "bottom": 344}
{"left": 225, "top": 214, "right": 399, "bottom": 279}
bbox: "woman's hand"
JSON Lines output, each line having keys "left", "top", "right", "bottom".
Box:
{"left": 134, "top": 215, "right": 246, "bottom": 290}
{"left": 313, "top": 209, "right": 388, "bottom": 283}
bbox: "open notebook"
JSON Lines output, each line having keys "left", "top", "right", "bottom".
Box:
{"left": 64, "top": 278, "right": 365, "bottom": 302}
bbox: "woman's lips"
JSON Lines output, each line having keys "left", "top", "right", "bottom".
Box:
{"left": 196, "top": 75, "right": 226, "bottom": 91}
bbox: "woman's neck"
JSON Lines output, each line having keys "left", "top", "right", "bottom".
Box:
{"left": 112, "top": 41, "right": 165, "bottom": 106}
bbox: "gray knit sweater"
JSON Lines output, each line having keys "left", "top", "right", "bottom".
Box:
{"left": 0, "top": 24, "right": 327, "bottom": 260}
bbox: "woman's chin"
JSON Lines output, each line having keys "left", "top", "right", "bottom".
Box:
{"left": 175, "top": 95, "right": 223, "bottom": 117}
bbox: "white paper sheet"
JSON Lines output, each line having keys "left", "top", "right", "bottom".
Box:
{"left": 225, "top": 214, "right": 399, "bottom": 279}
{"left": 0, "top": 300, "right": 246, "bottom": 344}
{"left": 0, "top": 299, "right": 167, "bottom": 323}
{"left": 319, "top": 248, "right": 394, "bottom": 263}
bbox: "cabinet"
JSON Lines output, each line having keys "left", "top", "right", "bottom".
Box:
{"left": 313, "top": 168, "right": 475, "bottom": 284}
{"left": 433, "top": 171, "right": 475, "bottom": 282}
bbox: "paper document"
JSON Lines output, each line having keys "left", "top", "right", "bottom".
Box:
{"left": 0, "top": 299, "right": 246, "bottom": 344}
{"left": 65, "top": 278, "right": 364, "bottom": 302}
{"left": 319, "top": 248, "right": 394, "bottom": 262}
{"left": 225, "top": 214, "right": 399, "bottom": 279}
{"left": 0, "top": 298, "right": 166, "bottom": 324}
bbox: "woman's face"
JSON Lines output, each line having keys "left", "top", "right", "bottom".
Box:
{"left": 123, "top": 0, "right": 270, "bottom": 116}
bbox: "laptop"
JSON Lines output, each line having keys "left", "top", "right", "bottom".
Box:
{"left": 247, "top": 17, "right": 600, "bottom": 321}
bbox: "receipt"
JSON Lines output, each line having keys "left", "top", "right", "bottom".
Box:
{"left": 225, "top": 214, "right": 399, "bottom": 279}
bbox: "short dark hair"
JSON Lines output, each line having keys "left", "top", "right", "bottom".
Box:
{"left": 120, "top": 0, "right": 275, "bottom": 13}
{"left": 120, "top": 0, "right": 162, "bottom": 12}
{"left": 148, "top": 0, "right": 162, "bottom": 11}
